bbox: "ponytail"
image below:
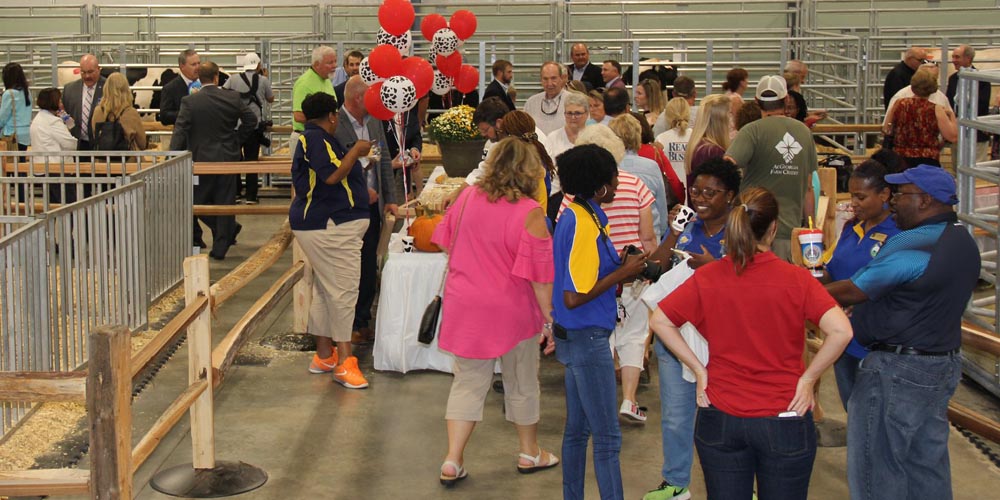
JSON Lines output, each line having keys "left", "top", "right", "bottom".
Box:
{"left": 724, "top": 187, "right": 779, "bottom": 274}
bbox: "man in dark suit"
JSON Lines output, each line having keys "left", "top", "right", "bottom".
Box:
{"left": 335, "top": 76, "right": 399, "bottom": 344}
{"left": 567, "top": 43, "right": 604, "bottom": 91}
{"left": 883, "top": 46, "right": 927, "bottom": 110}
{"left": 946, "top": 44, "right": 992, "bottom": 162}
{"left": 158, "top": 49, "right": 201, "bottom": 125}
{"left": 483, "top": 59, "right": 516, "bottom": 111}
{"left": 601, "top": 60, "right": 627, "bottom": 90}
{"left": 170, "top": 61, "right": 257, "bottom": 260}
{"left": 61, "top": 54, "right": 105, "bottom": 151}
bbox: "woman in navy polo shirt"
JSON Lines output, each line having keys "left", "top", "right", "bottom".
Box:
{"left": 551, "top": 144, "right": 647, "bottom": 500}
{"left": 643, "top": 157, "right": 741, "bottom": 500}
{"left": 820, "top": 155, "right": 903, "bottom": 409}
{"left": 650, "top": 187, "right": 852, "bottom": 500}
{"left": 290, "top": 92, "right": 373, "bottom": 390}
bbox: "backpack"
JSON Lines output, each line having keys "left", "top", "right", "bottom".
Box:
{"left": 93, "top": 111, "right": 130, "bottom": 151}
{"left": 239, "top": 73, "right": 263, "bottom": 112}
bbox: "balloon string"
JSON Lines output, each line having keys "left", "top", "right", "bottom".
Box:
{"left": 397, "top": 111, "right": 410, "bottom": 225}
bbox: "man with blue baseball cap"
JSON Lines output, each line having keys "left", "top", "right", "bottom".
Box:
{"left": 825, "top": 164, "right": 980, "bottom": 499}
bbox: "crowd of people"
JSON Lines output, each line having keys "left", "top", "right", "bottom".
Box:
{"left": 0, "top": 40, "right": 986, "bottom": 500}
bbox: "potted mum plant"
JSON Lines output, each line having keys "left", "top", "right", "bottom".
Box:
{"left": 427, "top": 104, "right": 486, "bottom": 178}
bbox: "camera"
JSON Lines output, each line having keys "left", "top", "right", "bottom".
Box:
{"left": 623, "top": 244, "right": 663, "bottom": 281}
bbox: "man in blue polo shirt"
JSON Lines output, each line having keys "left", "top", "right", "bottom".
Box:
{"left": 825, "top": 164, "right": 980, "bottom": 500}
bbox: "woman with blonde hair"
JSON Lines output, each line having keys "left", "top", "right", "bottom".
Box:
{"left": 497, "top": 110, "right": 555, "bottom": 213}
{"left": 685, "top": 94, "right": 731, "bottom": 179}
{"left": 432, "top": 137, "right": 559, "bottom": 487}
{"left": 91, "top": 72, "right": 146, "bottom": 150}
{"left": 635, "top": 79, "right": 666, "bottom": 128}
{"left": 655, "top": 97, "right": 692, "bottom": 190}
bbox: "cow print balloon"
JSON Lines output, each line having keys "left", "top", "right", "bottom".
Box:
{"left": 432, "top": 28, "right": 460, "bottom": 57}
{"left": 380, "top": 76, "right": 417, "bottom": 113}
{"left": 376, "top": 28, "right": 412, "bottom": 55}
{"left": 431, "top": 70, "right": 452, "bottom": 96}
{"left": 359, "top": 57, "right": 383, "bottom": 85}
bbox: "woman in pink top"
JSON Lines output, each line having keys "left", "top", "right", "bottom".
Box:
{"left": 431, "top": 138, "right": 559, "bottom": 487}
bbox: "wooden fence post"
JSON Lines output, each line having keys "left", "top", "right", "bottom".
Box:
{"left": 292, "top": 239, "right": 312, "bottom": 334}
{"left": 87, "top": 325, "right": 133, "bottom": 500}
{"left": 184, "top": 254, "right": 215, "bottom": 469}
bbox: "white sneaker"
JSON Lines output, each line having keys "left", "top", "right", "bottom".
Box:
{"left": 619, "top": 399, "right": 647, "bottom": 423}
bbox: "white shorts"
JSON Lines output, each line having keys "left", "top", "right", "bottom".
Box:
{"left": 611, "top": 287, "right": 649, "bottom": 370}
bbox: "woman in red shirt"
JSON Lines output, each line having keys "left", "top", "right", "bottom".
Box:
{"left": 649, "top": 187, "right": 852, "bottom": 500}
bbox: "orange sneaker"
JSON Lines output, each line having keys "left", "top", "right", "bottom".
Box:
{"left": 308, "top": 352, "right": 339, "bottom": 374}
{"left": 333, "top": 356, "right": 369, "bottom": 389}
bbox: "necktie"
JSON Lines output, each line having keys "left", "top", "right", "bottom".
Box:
{"left": 81, "top": 85, "right": 94, "bottom": 138}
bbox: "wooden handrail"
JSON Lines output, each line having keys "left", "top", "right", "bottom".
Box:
{"left": 3, "top": 160, "right": 290, "bottom": 175}
{"left": 0, "top": 372, "right": 86, "bottom": 403}
{"left": 131, "top": 378, "right": 209, "bottom": 473}
{"left": 210, "top": 221, "right": 292, "bottom": 310}
{"left": 811, "top": 123, "right": 884, "bottom": 134}
{"left": 194, "top": 204, "right": 289, "bottom": 216}
{"left": 948, "top": 401, "right": 1000, "bottom": 444}
{"left": 130, "top": 294, "right": 209, "bottom": 380}
{"left": 211, "top": 261, "right": 304, "bottom": 387}
{"left": 0, "top": 469, "right": 90, "bottom": 496}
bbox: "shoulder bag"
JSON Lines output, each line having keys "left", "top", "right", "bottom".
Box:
{"left": 0, "top": 92, "right": 18, "bottom": 151}
{"left": 418, "top": 193, "right": 471, "bottom": 345}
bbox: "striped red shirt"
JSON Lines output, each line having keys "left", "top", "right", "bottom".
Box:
{"left": 558, "top": 171, "right": 653, "bottom": 252}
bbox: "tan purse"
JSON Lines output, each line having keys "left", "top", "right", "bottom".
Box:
{"left": 0, "top": 92, "right": 18, "bottom": 151}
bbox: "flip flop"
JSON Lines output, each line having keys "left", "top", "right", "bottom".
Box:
{"left": 439, "top": 460, "right": 468, "bottom": 487}
{"left": 517, "top": 449, "right": 560, "bottom": 474}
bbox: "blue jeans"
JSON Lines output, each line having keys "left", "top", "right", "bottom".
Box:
{"left": 654, "top": 339, "right": 696, "bottom": 487}
{"left": 833, "top": 352, "right": 860, "bottom": 411}
{"left": 847, "top": 351, "right": 961, "bottom": 500}
{"left": 555, "top": 326, "right": 623, "bottom": 500}
{"left": 695, "top": 406, "right": 816, "bottom": 500}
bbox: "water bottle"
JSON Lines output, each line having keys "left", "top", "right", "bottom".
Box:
{"left": 59, "top": 110, "right": 75, "bottom": 130}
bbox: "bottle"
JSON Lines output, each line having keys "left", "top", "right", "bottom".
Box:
{"left": 59, "top": 110, "right": 75, "bottom": 130}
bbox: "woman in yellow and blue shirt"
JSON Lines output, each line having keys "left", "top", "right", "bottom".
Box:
{"left": 820, "top": 156, "right": 902, "bottom": 409}
{"left": 552, "top": 144, "right": 647, "bottom": 500}
{"left": 290, "top": 92, "right": 373, "bottom": 390}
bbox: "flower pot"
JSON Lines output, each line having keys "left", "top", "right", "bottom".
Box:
{"left": 438, "top": 139, "right": 487, "bottom": 178}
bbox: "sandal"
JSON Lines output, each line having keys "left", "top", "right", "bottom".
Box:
{"left": 439, "top": 460, "right": 468, "bottom": 487}
{"left": 517, "top": 449, "right": 560, "bottom": 474}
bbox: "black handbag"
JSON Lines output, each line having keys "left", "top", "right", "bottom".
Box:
{"left": 417, "top": 194, "right": 470, "bottom": 345}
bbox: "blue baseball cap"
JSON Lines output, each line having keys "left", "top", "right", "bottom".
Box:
{"left": 885, "top": 164, "right": 958, "bottom": 205}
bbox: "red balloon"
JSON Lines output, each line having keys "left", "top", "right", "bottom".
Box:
{"left": 435, "top": 52, "right": 462, "bottom": 78}
{"left": 365, "top": 82, "right": 396, "bottom": 121}
{"left": 420, "top": 13, "right": 448, "bottom": 42}
{"left": 449, "top": 10, "right": 478, "bottom": 40}
{"left": 378, "top": 0, "right": 415, "bottom": 37}
{"left": 400, "top": 57, "right": 434, "bottom": 99}
{"left": 368, "top": 44, "right": 402, "bottom": 79}
{"left": 454, "top": 64, "right": 479, "bottom": 94}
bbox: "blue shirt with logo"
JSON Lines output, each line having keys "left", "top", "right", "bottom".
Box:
{"left": 552, "top": 199, "right": 620, "bottom": 331}
{"left": 289, "top": 123, "right": 369, "bottom": 230}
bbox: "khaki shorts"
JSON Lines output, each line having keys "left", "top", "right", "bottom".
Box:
{"left": 293, "top": 218, "right": 369, "bottom": 342}
{"left": 445, "top": 336, "right": 540, "bottom": 425}
{"left": 611, "top": 289, "right": 649, "bottom": 370}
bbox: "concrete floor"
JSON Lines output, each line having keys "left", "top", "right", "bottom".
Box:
{"left": 64, "top": 207, "right": 1000, "bottom": 499}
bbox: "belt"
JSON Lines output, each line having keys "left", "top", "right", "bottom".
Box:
{"left": 868, "top": 343, "right": 960, "bottom": 356}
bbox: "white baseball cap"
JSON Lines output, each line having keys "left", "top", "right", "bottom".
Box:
{"left": 243, "top": 53, "right": 261, "bottom": 71}
{"left": 755, "top": 75, "right": 787, "bottom": 101}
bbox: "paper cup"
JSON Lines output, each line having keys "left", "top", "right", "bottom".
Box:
{"left": 671, "top": 205, "right": 697, "bottom": 233}
{"left": 798, "top": 229, "right": 824, "bottom": 277}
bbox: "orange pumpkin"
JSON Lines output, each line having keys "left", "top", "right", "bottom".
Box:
{"left": 408, "top": 214, "right": 444, "bottom": 252}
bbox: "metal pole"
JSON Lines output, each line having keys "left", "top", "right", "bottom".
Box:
{"left": 705, "top": 40, "right": 714, "bottom": 95}
{"left": 479, "top": 41, "right": 487, "bottom": 102}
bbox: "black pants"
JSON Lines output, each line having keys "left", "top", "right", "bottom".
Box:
{"left": 240, "top": 136, "right": 261, "bottom": 201}
{"left": 353, "top": 202, "right": 382, "bottom": 330}
{"left": 193, "top": 174, "right": 238, "bottom": 258}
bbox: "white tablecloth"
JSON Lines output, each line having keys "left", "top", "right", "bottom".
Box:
{"left": 373, "top": 251, "right": 457, "bottom": 373}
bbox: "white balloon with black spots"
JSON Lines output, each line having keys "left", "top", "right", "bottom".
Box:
{"left": 431, "top": 70, "right": 452, "bottom": 96}
{"left": 432, "top": 28, "right": 460, "bottom": 57}
{"left": 359, "top": 57, "right": 383, "bottom": 85}
{"left": 381, "top": 76, "right": 418, "bottom": 113}
{"left": 376, "top": 28, "right": 412, "bottom": 55}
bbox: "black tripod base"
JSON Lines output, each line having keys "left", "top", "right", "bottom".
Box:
{"left": 150, "top": 460, "right": 267, "bottom": 498}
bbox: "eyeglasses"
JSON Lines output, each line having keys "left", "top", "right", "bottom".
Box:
{"left": 564, "top": 111, "right": 587, "bottom": 118}
{"left": 891, "top": 191, "right": 926, "bottom": 200}
{"left": 477, "top": 124, "right": 495, "bottom": 137}
{"left": 689, "top": 186, "right": 723, "bottom": 198}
